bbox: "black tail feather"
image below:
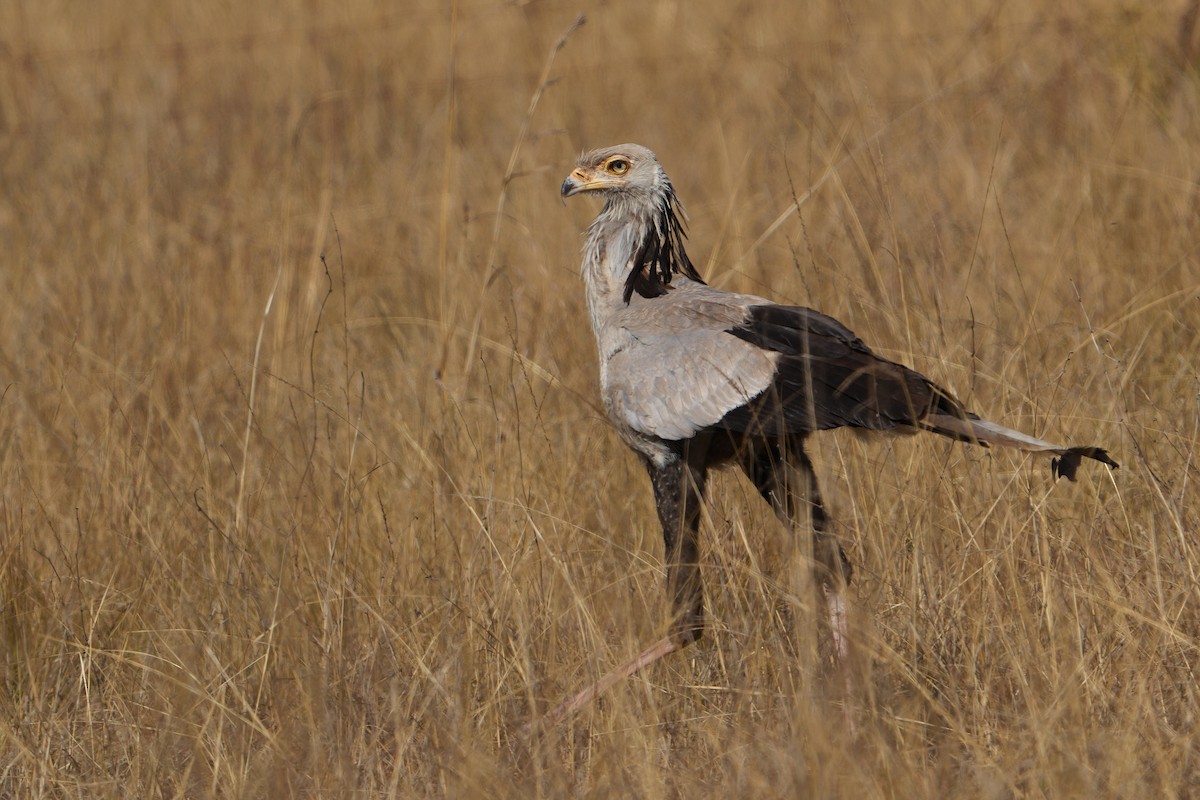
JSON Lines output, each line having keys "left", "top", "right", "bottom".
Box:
{"left": 1051, "top": 447, "right": 1120, "bottom": 481}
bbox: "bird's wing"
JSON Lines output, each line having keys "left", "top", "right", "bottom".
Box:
{"left": 600, "top": 291, "right": 970, "bottom": 443}
{"left": 718, "top": 304, "right": 1118, "bottom": 480}
{"left": 605, "top": 329, "right": 778, "bottom": 442}
{"left": 601, "top": 288, "right": 779, "bottom": 442}
{"left": 715, "top": 303, "right": 973, "bottom": 435}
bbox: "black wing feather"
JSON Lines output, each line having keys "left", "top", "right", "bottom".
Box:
{"left": 718, "top": 304, "right": 977, "bottom": 437}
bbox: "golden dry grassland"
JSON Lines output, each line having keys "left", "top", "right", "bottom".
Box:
{"left": 3, "top": 1, "right": 1200, "bottom": 796}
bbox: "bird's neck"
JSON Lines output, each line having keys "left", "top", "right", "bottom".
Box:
{"left": 582, "top": 210, "right": 642, "bottom": 294}
{"left": 580, "top": 215, "right": 641, "bottom": 340}
{"left": 579, "top": 191, "right": 702, "bottom": 325}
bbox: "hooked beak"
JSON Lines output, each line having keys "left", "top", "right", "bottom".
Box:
{"left": 559, "top": 176, "right": 578, "bottom": 203}
{"left": 560, "top": 167, "right": 620, "bottom": 203}
{"left": 560, "top": 168, "right": 590, "bottom": 202}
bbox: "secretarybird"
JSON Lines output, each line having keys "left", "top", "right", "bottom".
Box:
{"left": 540, "top": 142, "right": 1117, "bottom": 728}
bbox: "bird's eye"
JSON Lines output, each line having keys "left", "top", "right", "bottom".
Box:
{"left": 607, "top": 158, "right": 630, "bottom": 175}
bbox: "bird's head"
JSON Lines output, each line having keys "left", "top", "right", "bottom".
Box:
{"left": 560, "top": 144, "right": 666, "bottom": 202}
{"left": 561, "top": 143, "right": 704, "bottom": 299}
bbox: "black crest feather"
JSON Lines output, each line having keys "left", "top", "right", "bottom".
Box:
{"left": 623, "top": 183, "right": 706, "bottom": 304}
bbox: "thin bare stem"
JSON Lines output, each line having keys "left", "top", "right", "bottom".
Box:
{"left": 462, "top": 14, "right": 585, "bottom": 374}
{"left": 234, "top": 263, "right": 282, "bottom": 536}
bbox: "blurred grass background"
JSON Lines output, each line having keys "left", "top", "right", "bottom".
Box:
{"left": 2, "top": 0, "right": 1198, "bottom": 796}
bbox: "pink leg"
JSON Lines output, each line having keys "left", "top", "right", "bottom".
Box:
{"left": 824, "top": 585, "right": 849, "bottom": 664}
{"left": 823, "top": 584, "right": 855, "bottom": 732}
{"left": 522, "top": 636, "right": 680, "bottom": 736}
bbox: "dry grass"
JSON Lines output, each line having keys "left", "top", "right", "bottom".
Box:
{"left": 2, "top": 1, "right": 1199, "bottom": 796}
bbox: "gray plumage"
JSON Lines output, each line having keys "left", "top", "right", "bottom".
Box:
{"left": 559, "top": 142, "right": 1117, "bottom": 657}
